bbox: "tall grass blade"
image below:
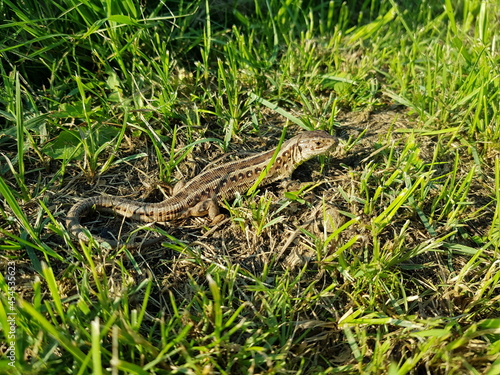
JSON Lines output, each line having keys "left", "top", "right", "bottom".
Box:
{"left": 249, "top": 93, "right": 308, "bottom": 129}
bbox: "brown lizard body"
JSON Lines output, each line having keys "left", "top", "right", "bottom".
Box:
{"left": 66, "top": 130, "right": 337, "bottom": 247}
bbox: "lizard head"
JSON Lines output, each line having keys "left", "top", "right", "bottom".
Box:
{"left": 290, "top": 130, "right": 338, "bottom": 166}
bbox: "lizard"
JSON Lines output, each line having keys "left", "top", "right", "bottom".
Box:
{"left": 66, "top": 130, "right": 338, "bottom": 248}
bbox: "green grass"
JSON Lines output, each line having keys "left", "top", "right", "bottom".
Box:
{"left": 1, "top": 0, "right": 500, "bottom": 373}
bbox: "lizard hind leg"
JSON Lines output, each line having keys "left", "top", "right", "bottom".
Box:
{"left": 172, "top": 180, "right": 186, "bottom": 196}
{"left": 185, "top": 198, "right": 226, "bottom": 224}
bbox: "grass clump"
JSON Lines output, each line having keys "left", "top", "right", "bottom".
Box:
{"left": 1, "top": 0, "right": 499, "bottom": 374}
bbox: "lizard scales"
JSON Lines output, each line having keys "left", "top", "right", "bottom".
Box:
{"left": 66, "top": 130, "right": 337, "bottom": 246}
